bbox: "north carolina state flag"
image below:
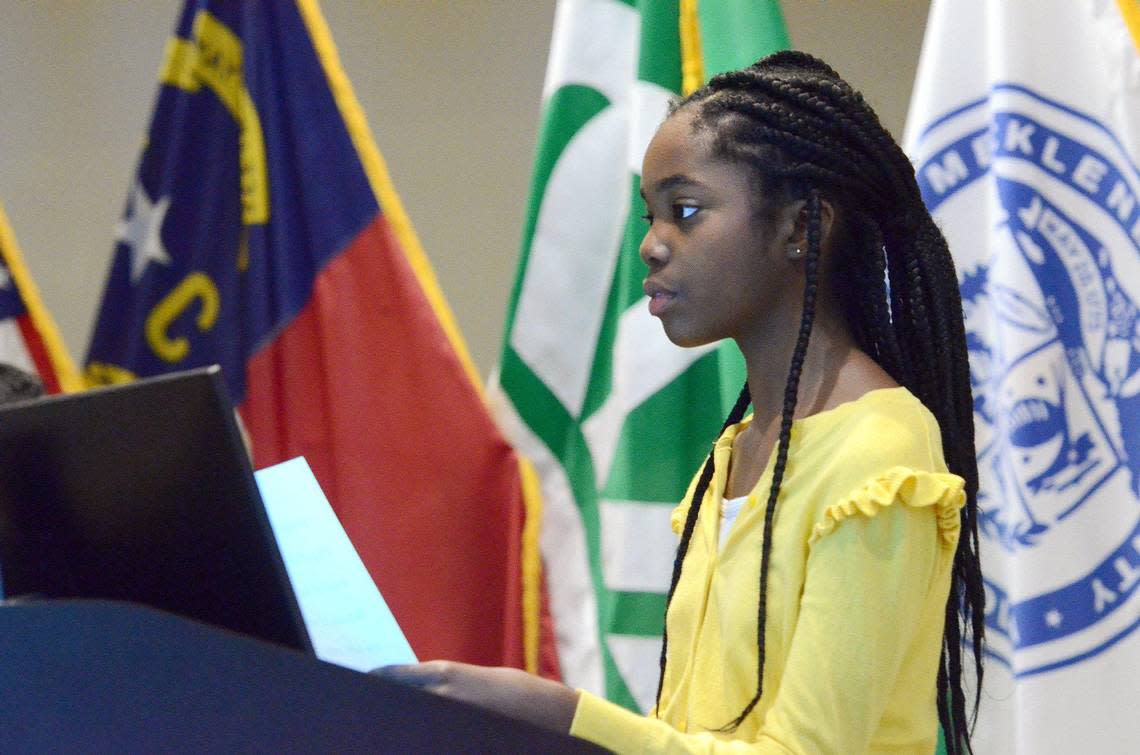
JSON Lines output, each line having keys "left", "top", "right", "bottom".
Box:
{"left": 86, "top": 0, "right": 552, "bottom": 671}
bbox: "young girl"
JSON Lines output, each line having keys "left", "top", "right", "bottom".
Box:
{"left": 383, "top": 51, "right": 985, "bottom": 754}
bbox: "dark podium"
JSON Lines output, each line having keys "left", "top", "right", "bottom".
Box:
{"left": 0, "top": 600, "right": 606, "bottom": 753}
{"left": 0, "top": 372, "right": 607, "bottom": 751}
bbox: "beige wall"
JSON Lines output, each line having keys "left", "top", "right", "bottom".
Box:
{"left": 0, "top": 0, "right": 929, "bottom": 378}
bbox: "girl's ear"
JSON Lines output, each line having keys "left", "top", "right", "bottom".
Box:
{"left": 785, "top": 196, "right": 838, "bottom": 252}
{"left": 774, "top": 199, "right": 806, "bottom": 254}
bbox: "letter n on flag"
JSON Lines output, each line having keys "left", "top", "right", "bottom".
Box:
{"left": 0, "top": 201, "right": 81, "bottom": 394}
{"left": 85, "top": 0, "right": 555, "bottom": 672}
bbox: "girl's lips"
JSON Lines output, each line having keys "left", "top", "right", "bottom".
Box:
{"left": 644, "top": 281, "right": 677, "bottom": 317}
{"left": 647, "top": 288, "right": 670, "bottom": 314}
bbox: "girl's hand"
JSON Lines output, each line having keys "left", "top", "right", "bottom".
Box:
{"left": 376, "top": 661, "right": 580, "bottom": 733}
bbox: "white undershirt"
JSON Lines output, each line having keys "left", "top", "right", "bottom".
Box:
{"left": 719, "top": 495, "right": 748, "bottom": 550}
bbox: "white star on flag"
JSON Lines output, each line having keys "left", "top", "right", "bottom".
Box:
{"left": 0, "top": 266, "right": 11, "bottom": 290}
{"left": 116, "top": 182, "right": 172, "bottom": 283}
{"left": 1045, "top": 609, "right": 1063, "bottom": 628}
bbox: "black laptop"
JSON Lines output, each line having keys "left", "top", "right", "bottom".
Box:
{"left": 0, "top": 366, "right": 312, "bottom": 653}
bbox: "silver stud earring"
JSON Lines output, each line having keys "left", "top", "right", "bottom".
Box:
{"left": 787, "top": 246, "right": 804, "bottom": 260}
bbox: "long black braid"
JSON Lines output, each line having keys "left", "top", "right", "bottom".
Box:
{"left": 653, "top": 51, "right": 984, "bottom": 753}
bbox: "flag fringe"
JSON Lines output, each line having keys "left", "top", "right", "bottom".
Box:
{"left": 0, "top": 201, "right": 83, "bottom": 392}
{"left": 518, "top": 455, "right": 544, "bottom": 674}
{"left": 679, "top": 0, "right": 704, "bottom": 96}
{"left": 1116, "top": 0, "right": 1140, "bottom": 55}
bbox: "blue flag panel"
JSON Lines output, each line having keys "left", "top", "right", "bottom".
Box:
{"left": 87, "top": 0, "right": 379, "bottom": 401}
{"left": 0, "top": 258, "right": 26, "bottom": 320}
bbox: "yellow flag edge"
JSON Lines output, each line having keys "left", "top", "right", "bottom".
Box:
{"left": 679, "top": 0, "right": 705, "bottom": 96}
{"left": 0, "top": 201, "right": 83, "bottom": 392}
{"left": 518, "top": 455, "right": 544, "bottom": 674}
{"left": 293, "top": 0, "right": 544, "bottom": 674}
{"left": 1117, "top": 0, "right": 1140, "bottom": 55}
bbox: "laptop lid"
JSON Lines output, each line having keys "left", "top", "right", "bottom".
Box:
{"left": 0, "top": 366, "right": 312, "bottom": 653}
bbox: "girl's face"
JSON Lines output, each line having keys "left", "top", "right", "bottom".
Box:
{"left": 639, "top": 109, "right": 801, "bottom": 349}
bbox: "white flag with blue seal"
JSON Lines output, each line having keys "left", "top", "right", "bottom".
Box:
{"left": 905, "top": 1, "right": 1140, "bottom": 752}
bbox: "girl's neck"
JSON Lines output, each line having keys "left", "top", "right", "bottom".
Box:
{"left": 738, "top": 305, "right": 859, "bottom": 428}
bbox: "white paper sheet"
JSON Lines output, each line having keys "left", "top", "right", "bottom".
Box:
{"left": 255, "top": 457, "right": 417, "bottom": 671}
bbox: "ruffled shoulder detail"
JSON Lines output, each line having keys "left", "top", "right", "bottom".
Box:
{"left": 670, "top": 501, "right": 687, "bottom": 535}
{"left": 808, "top": 466, "right": 966, "bottom": 547}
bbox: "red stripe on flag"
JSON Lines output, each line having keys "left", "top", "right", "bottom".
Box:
{"left": 15, "top": 315, "right": 61, "bottom": 394}
{"left": 241, "top": 214, "right": 527, "bottom": 666}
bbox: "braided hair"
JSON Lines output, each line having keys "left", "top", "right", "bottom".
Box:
{"left": 653, "top": 51, "right": 984, "bottom": 753}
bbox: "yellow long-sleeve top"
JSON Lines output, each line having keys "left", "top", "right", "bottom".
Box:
{"left": 569, "top": 387, "right": 965, "bottom": 754}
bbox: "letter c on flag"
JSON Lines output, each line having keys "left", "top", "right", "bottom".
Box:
{"left": 145, "top": 272, "right": 221, "bottom": 363}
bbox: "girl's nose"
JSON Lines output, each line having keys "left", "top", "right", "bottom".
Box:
{"left": 639, "top": 227, "right": 670, "bottom": 268}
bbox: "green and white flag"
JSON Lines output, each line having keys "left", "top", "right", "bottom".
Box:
{"left": 489, "top": 0, "right": 788, "bottom": 712}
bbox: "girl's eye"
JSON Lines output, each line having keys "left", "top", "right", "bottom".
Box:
{"left": 641, "top": 213, "right": 654, "bottom": 224}
{"left": 673, "top": 204, "right": 699, "bottom": 220}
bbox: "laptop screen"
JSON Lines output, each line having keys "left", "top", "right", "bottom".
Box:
{"left": 0, "top": 366, "right": 312, "bottom": 653}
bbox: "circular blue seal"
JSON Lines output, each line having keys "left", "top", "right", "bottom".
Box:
{"left": 912, "top": 84, "right": 1140, "bottom": 676}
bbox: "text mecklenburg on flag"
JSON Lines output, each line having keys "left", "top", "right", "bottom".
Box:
{"left": 906, "top": 1, "right": 1140, "bottom": 751}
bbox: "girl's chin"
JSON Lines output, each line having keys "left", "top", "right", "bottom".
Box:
{"left": 661, "top": 323, "right": 719, "bottom": 349}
